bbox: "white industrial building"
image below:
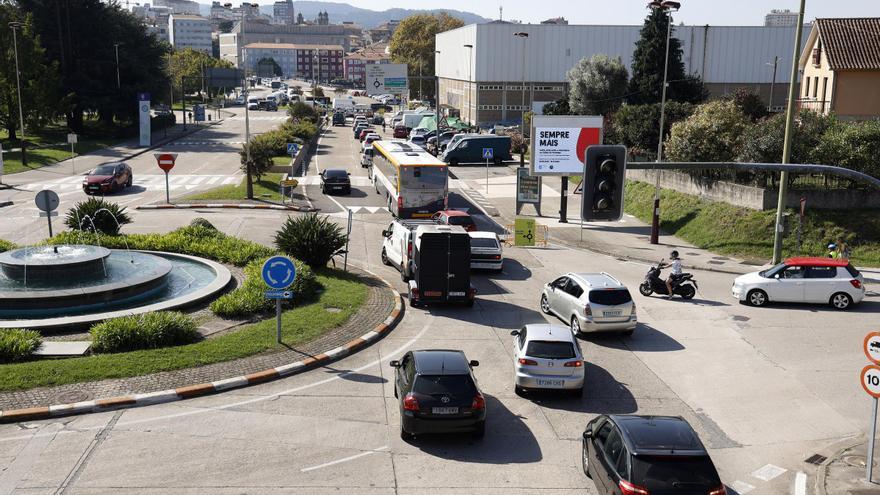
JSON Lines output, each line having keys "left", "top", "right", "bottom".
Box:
{"left": 169, "top": 14, "right": 212, "bottom": 53}
{"left": 435, "top": 22, "right": 809, "bottom": 126}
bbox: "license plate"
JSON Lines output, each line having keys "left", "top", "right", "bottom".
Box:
{"left": 424, "top": 290, "right": 442, "bottom": 297}
{"left": 449, "top": 291, "right": 465, "bottom": 297}
{"left": 537, "top": 379, "right": 565, "bottom": 388}
{"left": 603, "top": 311, "right": 622, "bottom": 317}
{"left": 333, "top": 186, "right": 344, "bottom": 189}
{"left": 432, "top": 407, "right": 458, "bottom": 414}
{"left": 89, "top": 186, "right": 99, "bottom": 190}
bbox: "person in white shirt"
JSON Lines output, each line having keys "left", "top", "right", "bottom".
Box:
{"left": 663, "top": 250, "right": 682, "bottom": 299}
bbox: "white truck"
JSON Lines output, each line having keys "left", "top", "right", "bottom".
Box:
{"left": 332, "top": 97, "right": 355, "bottom": 113}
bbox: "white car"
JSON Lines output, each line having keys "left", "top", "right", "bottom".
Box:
{"left": 381, "top": 219, "right": 434, "bottom": 281}
{"left": 511, "top": 324, "right": 585, "bottom": 396}
{"left": 468, "top": 232, "right": 503, "bottom": 272}
{"left": 732, "top": 257, "right": 865, "bottom": 309}
{"left": 541, "top": 272, "right": 637, "bottom": 336}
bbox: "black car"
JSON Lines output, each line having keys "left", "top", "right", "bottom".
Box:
{"left": 582, "top": 415, "right": 726, "bottom": 495}
{"left": 332, "top": 112, "right": 346, "bottom": 126}
{"left": 258, "top": 99, "right": 278, "bottom": 111}
{"left": 390, "top": 350, "right": 486, "bottom": 440}
{"left": 320, "top": 169, "right": 351, "bottom": 194}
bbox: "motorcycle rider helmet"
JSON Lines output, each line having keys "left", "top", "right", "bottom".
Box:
{"left": 827, "top": 243, "right": 837, "bottom": 250}
{"left": 670, "top": 250, "right": 679, "bottom": 259}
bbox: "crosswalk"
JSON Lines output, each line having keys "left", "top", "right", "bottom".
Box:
{"left": 226, "top": 116, "right": 288, "bottom": 121}
{"left": 167, "top": 141, "right": 245, "bottom": 146}
{"left": 26, "top": 174, "right": 241, "bottom": 192}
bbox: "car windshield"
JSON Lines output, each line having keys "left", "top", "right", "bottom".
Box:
{"left": 588, "top": 289, "right": 632, "bottom": 306}
{"left": 470, "top": 238, "right": 498, "bottom": 248}
{"left": 759, "top": 262, "right": 787, "bottom": 278}
{"left": 526, "top": 341, "right": 575, "bottom": 359}
{"left": 631, "top": 456, "right": 719, "bottom": 489}
{"left": 324, "top": 170, "right": 347, "bottom": 178}
{"left": 92, "top": 165, "right": 118, "bottom": 175}
{"left": 413, "top": 374, "right": 476, "bottom": 395}
{"left": 447, "top": 216, "right": 475, "bottom": 226}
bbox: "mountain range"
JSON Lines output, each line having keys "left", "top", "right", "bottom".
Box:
{"left": 198, "top": 1, "right": 490, "bottom": 28}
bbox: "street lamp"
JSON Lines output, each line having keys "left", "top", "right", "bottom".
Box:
{"left": 114, "top": 42, "right": 122, "bottom": 89}
{"left": 239, "top": 4, "right": 258, "bottom": 199}
{"left": 648, "top": 0, "right": 680, "bottom": 245}
{"left": 9, "top": 21, "right": 27, "bottom": 167}
{"left": 435, "top": 50, "right": 441, "bottom": 134}
{"left": 513, "top": 32, "right": 528, "bottom": 132}
{"left": 766, "top": 56, "right": 779, "bottom": 112}
{"left": 463, "top": 44, "right": 473, "bottom": 125}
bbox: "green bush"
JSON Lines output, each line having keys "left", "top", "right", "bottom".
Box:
{"left": 0, "top": 329, "right": 42, "bottom": 363}
{"left": 240, "top": 136, "right": 275, "bottom": 180}
{"left": 611, "top": 102, "right": 695, "bottom": 157}
{"left": 189, "top": 217, "right": 217, "bottom": 230}
{"left": 283, "top": 119, "right": 318, "bottom": 142}
{"left": 288, "top": 102, "right": 319, "bottom": 123}
{"left": 210, "top": 256, "right": 319, "bottom": 318}
{"left": 0, "top": 239, "right": 15, "bottom": 253}
{"left": 90, "top": 312, "right": 199, "bottom": 353}
{"left": 666, "top": 100, "right": 750, "bottom": 163}
{"left": 274, "top": 213, "right": 347, "bottom": 268}
{"left": 813, "top": 119, "right": 880, "bottom": 179}
{"left": 64, "top": 197, "right": 132, "bottom": 235}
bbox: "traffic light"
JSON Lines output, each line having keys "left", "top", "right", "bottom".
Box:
{"left": 581, "top": 145, "right": 627, "bottom": 222}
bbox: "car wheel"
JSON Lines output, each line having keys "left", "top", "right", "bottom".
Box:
{"left": 400, "top": 426, "right": 413, "bottom": 441}
{"left": 621, "top": 329, "right": 634, "bottom": 337}
{"left": 680, "top": 284, "right": 696, "bottom": 300}
{"left": 570, "top": 316, "right": 581, "bottom": 336}
{"left": 638, "top": 282, "right": 653, "bottom": 296}
{"left": 472, "top": 421, "right": 485, "bottom": 439}
{"left": 393, "top": 385, "right": 398, "bottom": 399}
{"left": 747, "top": 289, "right": 768, "bottom": 307}
{"left": 582, "top": 440, "right": 592, "bottom": 478}
{"left": 514, "top": 385, "right": 524, "bottom": 396}
{"left": 381, "top": 248, "right": 391, "bottom": 266}
{"left": 830, "top": 292, "right": 853, "bottom": 310}
{"left": 408, "top": 287, "right": 419, "bottom": 308}
{"left": 540, "top": 294, "right": 551, "bottom": 314}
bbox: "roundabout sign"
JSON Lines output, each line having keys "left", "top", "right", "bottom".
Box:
{"left": 262, "top": 256, "right": 297, "bottom": 344}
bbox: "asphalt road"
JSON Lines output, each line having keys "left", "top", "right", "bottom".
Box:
{"left": 0, "top": 85, "right": 876, "bottom": 494}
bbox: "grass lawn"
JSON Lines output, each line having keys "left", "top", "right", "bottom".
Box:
{"left": 1, "top": 125, "right": 128, "bottom": 175}
{"left": 0, "top": 270, "right": 368, "bottom": 392}
{"left": 625, "top": 181, "right": 880, "bottom": 266}
{"left": 184, "top": 171, "right": 287, "bottom": 202}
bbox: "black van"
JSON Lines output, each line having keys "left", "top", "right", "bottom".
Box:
{"left": 440, "top": 135, "right": 512, "bottom": 166}
{"left": 408, "top": 225, "right": 476, "bottom": 307}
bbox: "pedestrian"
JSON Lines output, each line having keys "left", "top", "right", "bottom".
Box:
{"left": 841, "top": 240, "right": 852, "bottom": 259}
{"left": 382, "top": 121, "right": 386, "bottom": 133}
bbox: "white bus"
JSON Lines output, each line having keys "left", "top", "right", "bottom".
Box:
{"left": 371, "top": 140, "right": 448, "bottom": 218}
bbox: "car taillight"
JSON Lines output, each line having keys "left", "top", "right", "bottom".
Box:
{"left": 630, "top": 303, "right": 637, "bottom": 315}
{"left": 518, "top": 358, "right": 538, "bottom": 366}
{"left": 851, "top": 279, "right": 863, "bottom": 289}
{"left": 397, "top": 196, "right": 403, "bottom": 209}
{"left": 493, "top": 255, "right": 501, "bottom": 260}
{"left": 467, "top": 287, "right": 477, "bottom": 298}
{"left": 584, "top": 304, "right": 592, "bottom": 317}
{"left": 564, "top": 360, "right": 583, "bottom": 368}
{"left": 471, "top": 393, "right": 485, "bottom": 410}
{"left": 619, "top": 480, "right": 649, "bottom": 495}
{"left": 403, "top": 393, "right": 419, "bottom": 411}
{"left": 407, "top": 241, "right": 412, "bottom": 258}
{"left": 708, "top": 485, "right": 726, "bottom": 495}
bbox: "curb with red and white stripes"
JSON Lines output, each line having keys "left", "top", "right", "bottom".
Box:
{"left": 0, "top": 282, "right": 402, "bottom": 424}
{"left": 136, "top": 203, "right": 315, "bottom": 212}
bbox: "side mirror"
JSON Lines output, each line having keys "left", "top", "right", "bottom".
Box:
{"left": 347, "top": 172, "right": 351, "bottom": 175}
{"left": 389, "top": 360, "right": 400, "bottom": 368}
{"left": 381, "top": 230, "right": 389, "bottom": 237}
{"left": 510, "top": 330, "right": 519, "bottom": 336}
{"left": 469, "top": 360, "right": 479, "bottom": 367}
{"left": 583, "top": 429, "right": 592, "bottom": 439}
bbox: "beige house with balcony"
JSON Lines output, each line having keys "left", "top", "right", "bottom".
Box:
{"left": 798, "top": 18, "right": 880, "bottom": 120}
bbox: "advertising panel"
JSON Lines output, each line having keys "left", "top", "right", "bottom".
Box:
{"left": 529, "top": 115, "right": 603, "bottom": 176}
{"left": 365, "top": 64, "right": 408, "bottom": 96}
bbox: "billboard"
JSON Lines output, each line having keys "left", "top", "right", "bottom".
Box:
{"left": 529, "top": 115, "right": 603, "bottom": 176}
{"left": 365, "top": 63, "right": 408, "bottom": 96}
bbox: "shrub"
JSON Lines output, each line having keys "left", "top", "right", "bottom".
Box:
{"left": 0, "top": 239, "right": 15, "bottom": 253}
{"left": 64, "top": 197, "right": 132, "bottom": 235}
{"left": 738, "top": 110, "right": 836, "bottom": 165}
{"left": 284, "top": 120, "right": 318, "bottom": 142}
{"left": 189, "top": 217, "right": 217, "bottom": 230}
{"left": 508, "top": 131, "right": 526, "bottom": 154}
{"left": 813, "top": 119, "right": 880, "bottom": 179}
{"left": 611, "top": 102, "right": 695, "bottom": 158}
{"left": 0, "top": 329, "right": 42, "bottom": 363}
{"left": 288, "top": 102, "right": 319, "bottom": 123}
{"left": 275, "top": 214, "right": 348, "bottom": 268}
{"left": 151, "top": 113, "right": 176, "bottom": 131}
{"left": 724, "top": 88, "right": 767, "bottom": 122}
{"left": 666, "top": 100, "right": 750, "bottom": 163}
{"left": 90, "top": 312, "right": 199, "bottom": 353}
{"left": 210, "top": 256, "right": 319, "bottom": 318}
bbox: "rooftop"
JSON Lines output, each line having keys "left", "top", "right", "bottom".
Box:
{"left": 521, "top": 324, "right": 574, "bottom": 343}
{"left": 413, "top": 350, "right": 471, "bottom": 375}
{"left": 612, "top": 415, "right": 708, "bottom": 454}
{"left": 243, "top": 42, "right": 344, "bottom": 51}
{"left": 813, "top": 18, "right": 880, "bottom": 70}
{"left": 785, "top": 257, "right": 850, "bottom": 267}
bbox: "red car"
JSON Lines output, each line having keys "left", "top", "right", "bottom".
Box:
{"left": 358, "top": 128, "right": 375, "bottom": 141}
{"left": 393, "top": 125, "right": 409, "bottom": 138}
{"left": 82, "top": 162, "right": 133, "bottom": 195}
{"left": 432, "top": 210, "right": 477, "bottom": 232}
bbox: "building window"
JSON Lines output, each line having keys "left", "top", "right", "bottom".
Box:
{"left": 804, "top": 78, "right": 810, "bottom": 97}
{"left": 812, "top": 76, "right": 818, "bottom": 98}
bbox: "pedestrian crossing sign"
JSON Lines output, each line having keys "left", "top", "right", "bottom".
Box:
{"left": 482, "top": 148, "right": 494, "bottom": 160}
{"left": 287, "top": 143, "right": 299, "bottom": 155}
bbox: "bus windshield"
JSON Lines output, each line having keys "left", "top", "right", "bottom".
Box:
{"left": 400, "top": 166, "right": 446, "bottom": 190}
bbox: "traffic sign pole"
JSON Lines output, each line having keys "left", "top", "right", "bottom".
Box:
{"left": 870, "top": 397, "right": 878, "bottom": 483}
{"left": 276, "top": 299, "right": 282, "bottom": 344}
{"left": 164, "top": 171, "right": 170, "bottom": 204}
{"left": 262, "top": 256, "right": 298, "bottom": 345}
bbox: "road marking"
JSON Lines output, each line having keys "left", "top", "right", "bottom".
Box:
{"left": 794, "top": 471, "right": 807, "bottom": 495}
{"left": 730, "top": 480, "right": 754, "bottom": 494}
{"left": 751, "top": 464, "right": 787, "bottom": 482}
{"left": 300, "top": 445, "right": 389, "bottom": 472}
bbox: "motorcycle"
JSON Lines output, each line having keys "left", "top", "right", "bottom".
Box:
{"left": 639, "top": 259, "right": 698, "bottom": 299}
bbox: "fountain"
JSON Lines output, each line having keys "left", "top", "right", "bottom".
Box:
{"left": 0, "top": 244, "right": 231, "bottom": 329}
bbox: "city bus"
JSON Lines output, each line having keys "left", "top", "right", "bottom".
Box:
{"left": 371, "top": 140, "right": 448, "bottom": 218}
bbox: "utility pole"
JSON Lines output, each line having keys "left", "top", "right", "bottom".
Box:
{"left": 114, "top": 43, "right": 122, "bottom": 89}
{"left": 767, "top": 55, "right": 779, "bottom": 112}
{"left": 772, "top": 0, "right": 806, "bottom": 264}
{"left": 241, "top": 7, "right": 254, "bottom": 199}
{"left": 9, "top": 22, "right": 27, "bottom": 167}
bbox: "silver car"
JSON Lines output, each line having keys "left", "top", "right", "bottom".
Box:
{"left": 540, "top": 272, "right": 637, "bottom": 336}
{"left": 511, "top": 324, "right": 585, "bottom": 396}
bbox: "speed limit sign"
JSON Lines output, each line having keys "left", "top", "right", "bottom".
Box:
{"left": 862, "top": 365, "right": 880, "bottom": 398}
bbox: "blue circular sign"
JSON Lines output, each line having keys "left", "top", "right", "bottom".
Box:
{"left": 262, "top": 256, "right": 297, "bottom": 289}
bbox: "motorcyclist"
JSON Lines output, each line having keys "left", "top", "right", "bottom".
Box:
{"left": 660, "top": 250, "right": 682, "bottom": 299}
{"left": 827, "top": 243, "right": 837, "bottom": 259}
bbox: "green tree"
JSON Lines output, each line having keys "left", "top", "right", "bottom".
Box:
{"left": 542, "top": 97, "right": 570, "bottom": 115}
{"left": 628, "top": 9, "right": 707, "bottom": 105}
{"left": 239, "top": 137, "right": 274, "bottom": 180}
{"left": 611, "top": 102, "right": 695, "bottom": 157}
{"left": 567, "top": 55, "right": 629, "bottom": 116}
{"left": 738, "top": 110, "right": 836, "bottom": 164}
{"left": 288, "top": 102, "right": 319, "bottom": 123}
{"left": 312, "top": 86, "right": 324, "bottom": 98}
{"left": 665, "top": 100, "right": 750, "bottom": 162}
{"left": 169, "top": 48, "right": 234, "bottom": 96}
{"left": 724, "top": 87, "right": 767, "bottom": 122}
{"left": 813, "top": 119, "right": 880, "bottom": 179}
{"left": 389, "top": 13, "right": 464, "bottom": 100}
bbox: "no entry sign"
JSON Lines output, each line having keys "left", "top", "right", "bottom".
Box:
{"left": 154, "top": 153, "right": 177, "bottom": 172}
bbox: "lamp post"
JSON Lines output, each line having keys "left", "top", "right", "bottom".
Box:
{"left": 463, "top": 44, "right": 473, "bottom": 126}
{"left": 772, "top": 0, "right": 807, "bottom": 264}
{"left": 240, "top": 5, "right": 256, "bottom": 199}
{"left": 8, "top": 22, "right": 27, "bottom": 167}
{"left": 648, "top": 0, "right": 680, "bottom": 245}
{"left": 766, "top": 56, "right": 779, "bottom": 112}
{"left": 435, "top": 50, "right": 441, "bottom": 135}
{"left": 513, "top": 32, "right": 528, "bottom": 131}
{"left": 114, "top": 43, "right": 122, "bottom": 89}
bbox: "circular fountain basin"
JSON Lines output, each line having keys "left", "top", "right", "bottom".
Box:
{"left": 0, "top": 249, "right": 232, "bottom": 330}
{"left": 0, "top": 245, "right": 111, "bottom": 281}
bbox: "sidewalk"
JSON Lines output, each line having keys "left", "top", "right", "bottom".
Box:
{"left": 814, "top": 437, "right": 880, "bottom": 495}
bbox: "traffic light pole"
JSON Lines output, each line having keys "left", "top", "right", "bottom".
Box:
{"left": 559, "top": 177, "right": 568, "bottom": 223}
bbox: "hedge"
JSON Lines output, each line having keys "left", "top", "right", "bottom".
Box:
{"left": 0, "top": 239, "right": 15, "bottom": 253}
{"left": 90, "top": 312, "right": 199, "bottom": 353}
{"left": 0, "top": 329, "right": 42, "bottom": 363}
{"left": 210, "top": 256, "right": 318, "bottom": 318}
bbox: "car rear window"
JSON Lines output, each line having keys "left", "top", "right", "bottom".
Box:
{"left": 589, "top": 289, "right": 632, "bottom": 306}
{"left": 447, "top": 216, "right": 475, "bottom": 226}
{"left": 413, "top": 375, "right": 476, "bottom": 395}
{"left": 470, "top": 238, "right": 498, "bottom": 249}
{"left": 846, "top": 263, "right": 862, "bottom": 278}
{"left": 324, "top": 170, "right": 348, "bottom": 178}
{"left": 526, "top": 341, "right": 575, "bottom": 359}
{"left": 631, "top": 456, "right": 719, "bottom": 489}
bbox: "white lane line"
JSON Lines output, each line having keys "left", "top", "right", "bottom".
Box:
{"left": 751, "top": 464, "right": 787, "bottom": 482}
{"left": 312, "top": 128, "right": 348, "bottom": 213}
{"left": 730, "top": 480, "right": 754, "bottom": 494}
{"left": 300, "top": 445, "right": 389, "bottom": 472}
{"left": 794, "top": 471, "right": 806, "bottom": 495}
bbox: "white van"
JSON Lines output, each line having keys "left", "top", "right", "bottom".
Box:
{"left": 380, "top": 219, "right": 435, "bottom": 280}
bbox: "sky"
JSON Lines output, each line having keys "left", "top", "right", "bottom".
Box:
{"left": 272, "top": 0, "right": 880, "bottom": 25}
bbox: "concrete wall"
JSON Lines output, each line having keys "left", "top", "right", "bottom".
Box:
{"left": 626, "top": 168, "right": 880, "bottom": 211}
